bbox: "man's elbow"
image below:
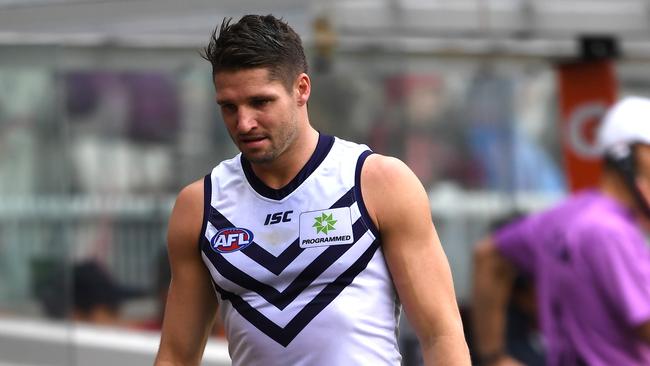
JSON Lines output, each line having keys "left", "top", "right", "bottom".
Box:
{"left": 416, "top": 325, "right": 471, "bottom": 366}
{"left": 155, "top": 342, "right": 203, "bottom": 366}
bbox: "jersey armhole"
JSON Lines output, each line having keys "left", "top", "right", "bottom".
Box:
{"left": 197, "top": 173, "right": 212, "bottom": 253}
{"left": 354, "top": 150, "right": 380, "bottom": 238}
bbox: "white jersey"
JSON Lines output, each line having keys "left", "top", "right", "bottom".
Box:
{"left": 199, "top": 134, "right": 402, "bottom": 366}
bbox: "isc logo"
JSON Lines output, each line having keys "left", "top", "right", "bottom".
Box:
{"left": 264, "top": 210, "right": 293, "bottom": 225}
{"left": 210, "top": 227, "right": 254, "bottom": 253}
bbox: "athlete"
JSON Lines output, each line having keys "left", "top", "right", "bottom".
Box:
{"left": 154, "top": 14, "right": 470, "bottom": 366}
{"left": 472, "top": 96, "right": 650, "bottom": 366}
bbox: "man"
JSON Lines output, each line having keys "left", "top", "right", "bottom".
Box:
{"left": 472, "top": 96, "right": 650, "bottom": 366}
{"left": 71, "top": 260, "right": 144, "bottom": 326}
{"left": 34, "top": 259, "right": 143, "bottom": 325}
{"left": 155, "top": 14, "right": 469, "bottom": 366}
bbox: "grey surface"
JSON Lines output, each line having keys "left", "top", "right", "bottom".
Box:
{"left": 0, "top": 318, "right": 231, "bottom": 366}
{"left": 0, "top": 0, "right": 649, "bottom": 58}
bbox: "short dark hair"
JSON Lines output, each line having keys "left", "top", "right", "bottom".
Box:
{"left": 202, "top": 14, "right": 308, "bottom": 91}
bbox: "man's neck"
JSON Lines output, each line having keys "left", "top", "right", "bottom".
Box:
{"left": 598, "top": 170, "right": 650, "bottom": 231}
{"left": 600, "top": 170, "right": 636, "bottom": 210}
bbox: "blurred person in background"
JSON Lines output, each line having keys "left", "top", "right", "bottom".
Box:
{"left": 139, "top": 248, "right": 225, "bottom": 337}
{"left": 469, "top": 213, "right": 544, "bottom": 366}
{"left": 472, "top": 96, "right": 650, "bottom": 365}
{"left": 36, "top": 259, "right": 143, "bottom": 326}
{"left": 370, "top": 74, "right": 479, "bottom": 191}
{"left": 70, "top": 260, "right": 144, "bottom": 326}
{"left": 137, "top": 249, "right": 172, "bottom": 331}
{"left": 155, "top": 14, "right": 469, "bottom": 366}
{"left": 464, "top": 71, "right": 565, "bottom": 193}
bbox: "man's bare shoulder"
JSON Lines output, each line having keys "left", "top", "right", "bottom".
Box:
{"left": 176, "top": 178, "right": 205, "bottom": 209}
{"left": 168, "top": 178, "right": 206, "bottom": 250}
{"left": 362, "top": 153, "right": 413, "bottom": 185}
{"left": 361, "top": 153, "right": 423, "bottom": 197}
{"left": 361, "top": 154, "right": 429, "bottom": 229}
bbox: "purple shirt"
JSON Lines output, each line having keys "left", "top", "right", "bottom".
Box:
{"left": 495, "top": 190, "right": 650, "bottom": 366}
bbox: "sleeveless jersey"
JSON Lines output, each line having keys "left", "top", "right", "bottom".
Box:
{"left": 199, "top": 134, "right": 402, "bottom": 365}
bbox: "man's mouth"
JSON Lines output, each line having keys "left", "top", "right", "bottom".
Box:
{"left": 239, "top": 136, "right": 267, "bottom": 146}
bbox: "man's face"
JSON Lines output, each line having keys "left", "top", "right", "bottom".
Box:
{"left": 637, "top": 145, "right": 650, "bottom": 176}
{"left": 634, "top": 144, "right": 650, "bottom": 229}
{"left": 214, "top": 68, "right": 299, "bottom": 165}
{"left": 635, "top": 144, "right": 650, "bottom": 190}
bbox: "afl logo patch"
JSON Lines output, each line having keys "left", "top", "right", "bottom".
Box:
{"left": 210, "top": 227, "right": 254, "bottom": 253}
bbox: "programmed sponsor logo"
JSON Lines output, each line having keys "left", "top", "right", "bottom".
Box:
{"left": 301, "top": 235, "right": 352, "bottom": 246}
{"left": 299, "top": 207, "right": 354, "bottom": 248}
{"left": 210, "top": 227, "right": 254, "bottom": 253}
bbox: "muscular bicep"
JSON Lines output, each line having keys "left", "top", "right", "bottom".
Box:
{"left": 156, "top": 179, "right": 218, "bottom": 365}
{"left": 361, "top": 155, "right": 468, "bottom": 364}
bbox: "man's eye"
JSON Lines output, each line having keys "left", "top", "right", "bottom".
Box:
{"left": 252, "top": 99, "right": 271, "bottom": 107}
{"left": 221, "top": 104, "right": 236, "bottom": 113}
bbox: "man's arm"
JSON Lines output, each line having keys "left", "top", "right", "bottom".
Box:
{"left": 155, "top": 179, "right": 219, "bottom": 366}
{"left": 636, "top": 321, "right": 650, "bottom": 344}
{"left": 361, "top": 154, "right": 471, "bottom": 365}
{"left": 472, "top": 236, "right": 522, "bottom": 366}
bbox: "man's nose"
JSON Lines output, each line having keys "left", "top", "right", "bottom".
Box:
{"left": 236, "top": 107, "right": 258, "bottom": 133}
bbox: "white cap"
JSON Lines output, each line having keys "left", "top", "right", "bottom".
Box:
{"left": 597, "top": 96, "right": 650, "bottom": 154}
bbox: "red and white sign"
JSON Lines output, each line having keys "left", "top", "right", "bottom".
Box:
{"left": 557, "top": 60, "right": 618, "bottom": 191}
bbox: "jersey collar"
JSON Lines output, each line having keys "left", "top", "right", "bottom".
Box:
{"left": 241, "top": 133, "right": 335, "bottom": 200}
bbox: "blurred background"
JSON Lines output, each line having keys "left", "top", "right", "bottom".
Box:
{"left": 0, "top": 0, "right": 649, "bottom": 365}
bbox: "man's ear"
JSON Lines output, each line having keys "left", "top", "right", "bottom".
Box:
{"left": 634, "top": 176, "right": 650, "bottom": 231}
{"left": 636, "top": 175, "right": 650, "bottom": 208}
{"left": 295, "top": 73, "right": 310, "bottom": 106}
{"left": 635, "top": 145, "right": 650, "bottom": 208}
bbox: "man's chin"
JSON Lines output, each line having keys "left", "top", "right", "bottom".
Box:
{"left": 242, "top": 151, "right": 275, "bottom": 165}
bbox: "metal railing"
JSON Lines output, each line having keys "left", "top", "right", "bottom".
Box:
{"left": 0, "top": 190, "right": 563, "bottom": 313}
{"left": 0, "top": 195, "right": 174, "bottom": 313}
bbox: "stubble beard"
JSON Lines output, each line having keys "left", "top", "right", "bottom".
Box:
{"left": 243, "top": 115, "right": 299, "bottom": 165}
